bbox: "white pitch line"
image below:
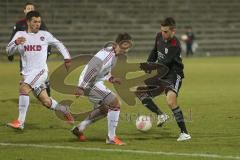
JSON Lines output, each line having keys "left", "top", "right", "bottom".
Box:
{"left": 0, "top": 142, "right": 240, "bottom": 160}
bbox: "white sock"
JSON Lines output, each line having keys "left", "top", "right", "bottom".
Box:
{"left": 50, "top": 98, "right": 58, "bottom": 110}
{"left": 18, "top": 95, "right": 30, "bottom": 124}
{"left": 77, "top": 119, "right": 92, "bottom": 132}
{"left": 107, "top": 110, "right": 120, "bottom": 140}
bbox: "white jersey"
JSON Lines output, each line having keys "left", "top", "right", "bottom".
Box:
{"left": 78, "top": 47, "right": 117, "bottom": 89}
{"left": 6, "top": 30, "right": 71, "bottom": 75}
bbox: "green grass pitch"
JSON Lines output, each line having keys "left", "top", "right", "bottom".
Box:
{"left": 0, "top": 56, "right": 240, "bottom": 160}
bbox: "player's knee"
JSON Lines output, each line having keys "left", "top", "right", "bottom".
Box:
{"left": 99, "top": 105, "right": 109, "bottom": 114}
{"left": 33, "top": 84, "right": 47, "bottom": 97}
{"left": 108, "top": 97, "right": 121, "bottom": 111}
{"left": 102, "top": 92, "right": 121, "bottom": 110}
{"left": 19, "top": 83, "right": 31, "bottom": 95}
{"left": 166, "top": 91, "right": 177, "bottom": 108}
{"left": 19, "top": 90, "right": 28, "bottom": 95}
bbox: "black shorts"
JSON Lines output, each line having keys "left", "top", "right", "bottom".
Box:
{"left": 162, "top": 73, "right": 182, "bottom": 96}
{"left": 143, "top": 72, "right": 182, "bottom": 97}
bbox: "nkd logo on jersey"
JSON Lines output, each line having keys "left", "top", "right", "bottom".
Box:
{"left": 24, "top": 45, "right": 42, "bottom": 51}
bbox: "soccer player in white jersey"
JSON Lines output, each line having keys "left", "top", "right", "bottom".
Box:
{"left": 73, "top": 33, "right": 133, "bottom": 145}
{"left": 6, "top": 11, "right": 73, "bottom": 130}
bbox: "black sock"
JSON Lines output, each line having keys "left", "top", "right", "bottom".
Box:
{"left": 172, "top": 106, "right": 188, "bottom": 134}
{"left": 142, "top": 98, "right": 163, "bottom": 115}
{"left": 45, "top": 81, "right": 51, "bottom": 97}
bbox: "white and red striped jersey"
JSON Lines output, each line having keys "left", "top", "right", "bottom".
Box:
{"left": 78, "top": 47, "right": 117, "bottom": 89}
{"left": 6, "top": 30, "right": 71, "bottom": 75}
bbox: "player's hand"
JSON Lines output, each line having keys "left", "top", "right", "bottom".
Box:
{"left": 64, "top": 59, "right": 71, "bottom": 71}
{"left": 8, "top": 55, "right": 14, "bottom": 61}
{"left": 15, "top": 37, "right": 26, "bottom": 45}
{"left": 75, "top": 87, "right": 85, "bottom": 98}
{"left": 109, "top": 76, "right": 121, "bottom": 85}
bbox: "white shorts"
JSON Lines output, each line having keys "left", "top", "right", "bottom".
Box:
{"left": 23, "top": 69, "right": 48, "bottom": 90}
{"left": 87, "top": 81, "right": 116, "bottom": 105}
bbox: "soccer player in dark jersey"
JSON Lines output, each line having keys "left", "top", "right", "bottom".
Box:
{"left": 185, "top": 26, "right": 195, "bottom": 57}
{"left": 8, "top": 2, "right": 51, "bottom": 97}
{"left": 137, "top": 17, "right": 191, "bottom": 141}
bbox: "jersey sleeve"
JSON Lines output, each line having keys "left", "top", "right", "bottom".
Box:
{"left": 46, "top": 32, "right": 71, "bottom": 59}
{"left": 6, "top": 31, "right": 21, "bottom": 56}
{"left": 78, "top": 56, "right": 103, "bottom": 89}
{"left": 9, "top": 25, "right": 18, "bottom": 41}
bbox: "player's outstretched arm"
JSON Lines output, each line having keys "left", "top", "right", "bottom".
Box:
{"left": 6, "top": 35, "right": 26, "bottom": 56}
{"left": 47, "top": 32, "right": 71, "bottom": 71}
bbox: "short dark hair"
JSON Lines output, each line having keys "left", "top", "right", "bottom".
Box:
{"left": 26, "top": 11, "right": 41, "bottom": 21}
{"left": 161, "top": 17, "right": 176, "bottom": 28}
{"left": 24, "top": 2, "right": 35, "bottom": 9}
{"left": 115, "top": 32, "right": 132, "bottom": 44}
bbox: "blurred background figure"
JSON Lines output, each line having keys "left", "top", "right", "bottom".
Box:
{"left": 185, "top": 26, "right": 195, "bottom": 57}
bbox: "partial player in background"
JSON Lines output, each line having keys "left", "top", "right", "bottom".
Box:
{"left": 6, "top": 11, "right": 73, "bottom": 130}
{"left": 8, "top": 2, "right": 51, "bottom": 97}
{"left": 185, "top": 26, "right": 195, "bottom": 57}
{"left": 136, "top": 17, "right": 191, "bottom": 141}
{"left": 73, "top": 33, "right": 133, "bottom": 145}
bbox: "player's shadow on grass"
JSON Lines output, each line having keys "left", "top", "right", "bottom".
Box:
{"left": 4, "top": 123, "right": 70, "bottom": 131}
{"left": 4, "top": 123, "right": 46, "bottom": 132}
{"left": 68, "top": 137, "right": 105, "bottom": 143}
{"left": 0, "top": 98, "right": 40, "bottom": 105}
{"left": 122, "top": 129, "right": 176, "bottom": 140}
{"left": 0, "top": 98, "right": 19, "bottom": 104}
{"left": 22, "top": 123, "right": 70, "bottom": 130}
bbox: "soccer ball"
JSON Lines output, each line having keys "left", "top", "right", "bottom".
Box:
{"left": 136, "top": 115, "right": 152, "bottom": 132}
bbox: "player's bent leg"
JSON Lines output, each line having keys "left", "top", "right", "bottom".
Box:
{"left": 166, "top": 90, "right": 191, "bottom": 141}
{"left": 86, "top": 82, "right": 125, "bottom": 145}
{"left": 88, "top": 104, "right": 108, "bottom": 123}
{"left": 37, "top": 90, "right": 74, "bottom": 124}
{"left": 136, "top": 92, "right": 163, "bottom": 115}
{"left": 105, "top": 96, "right": 125, "bottom": 145}
{"left": 135, "top": 92, "right": 168, "bottom": 127}
{"left": 7, "top": 83, "right": 32, "bottom": 130}
{"left": 37, "top": 90, "right": 52, "bottom": 108}
{"left": 72, "top": 105, "right": 108, "bottom": 141}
